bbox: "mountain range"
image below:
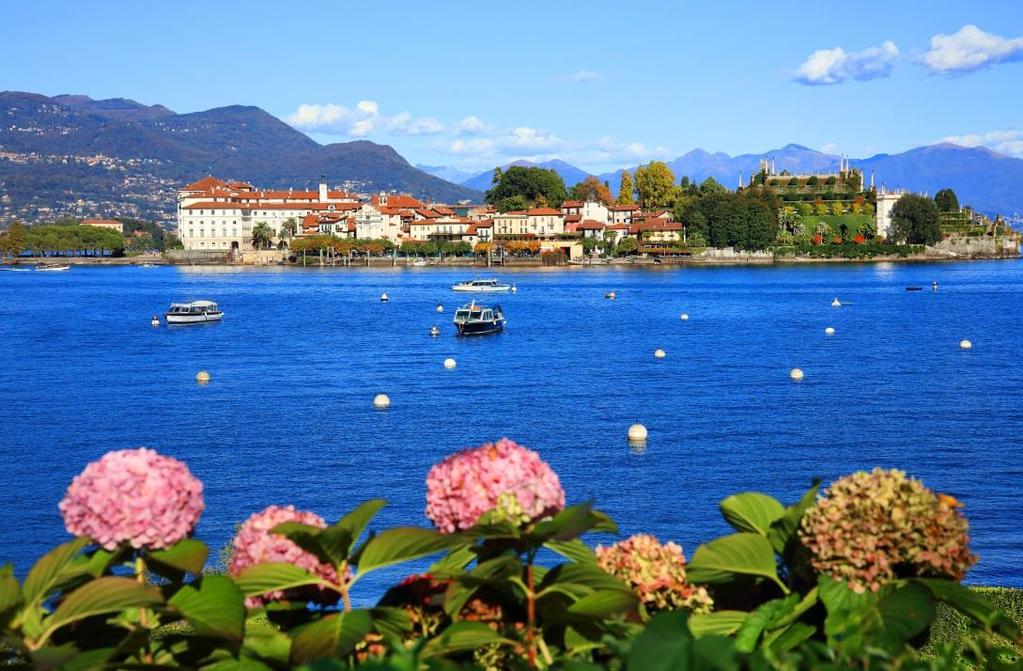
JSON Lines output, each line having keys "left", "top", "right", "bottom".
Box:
{"left": 423, "top": 143, "right": 1023, "bottom": 217}
{"left": 2, "top": 90, "right": 1021, "bottom": 224}
{"left": 0, "top": 91, "right": 479, "bottom": 224}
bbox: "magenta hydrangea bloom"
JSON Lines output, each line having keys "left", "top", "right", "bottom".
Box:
{"left": 425, "top": 438, "right": 565, "bottom": 534}
{"left": 228, "top": 505, "right": 342, "bottom": 606}
{"left": 58, "top": 447, "right": 204, "bottom": 551}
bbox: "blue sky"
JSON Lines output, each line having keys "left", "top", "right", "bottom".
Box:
{"left": 2, "top": 0, "right": 1022, "bottom": 174}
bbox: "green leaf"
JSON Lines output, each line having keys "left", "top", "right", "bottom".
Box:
{"left": 369, "top": 606, "right": 413, "bottom": 639}
{"left": 0, "top": 564, "right": 22, "bottom": 620}
{"left": 41, "top": 577, "right": 162, "bottom": 642}
{"left": 203, "top": 658, "right": 274, "bottom": 671}
{"left": 687, "top": 533, "right": 786, "bottom": 592}
{"left": 333, "top": 499, "right": 387, "bottom": 548}
{"left": 241, "top": 614, "right": 291, "bottom": 664}
{"left": 532, "top": 502, "right": 595, "bottom": 541}
{"left": 567, "top": 589, "right": 637, "bottom": 617}
{"left": 356, "top": 528, "right": 463, "bottom": 577}
{"left": 443, "top": 553, "right": 521, "bottom": 617}
{"left": 22, "top": 537, "right": 91, "bottom": 608}
{"left": 542, "top": 562, "right": 629, "bottom": 593}
{"left": 420, "top": 620, "right": 513, "bottom": 659}
{"left": 733, "top": 594, "right": 799, "bottom": 653}
{"left": 289, "top": 610, "right": 372, "bottom": 664}
{"left": 876, "top": 582, "right": 935, "bottom": 643}
{"left": 916, "top": 578, "right": 1021, "bottom": 640}
{"left": 270, "top": 523, "right": 333, "bottom": 566}
{"left": 764, "top": 621, "right": 816, "bottom": 654}
{"left": 168, "top": 575, "right": 245, "bottom": 641}
{"left": 627, "top": 611, "right": 692, "bottom": 671}
{"left": 768, "top": 480, "right": 820, "bottom": 555}
{"left": 428, "top": 545, "right": 476, "bottom": 575}
{"left": 232, "top": 562, "right": 334, "bottom": 598}
{"left": 146, "top": 539, "right": 209, "bottom": 575}
{"left": 688, "top": 611, "right": 748, "bottom": 637}
{"left": 719, "top": 493, "right": 785, "bottom": 536}
{"left": 544, "top": 539, "right": 598, "bottom": 565}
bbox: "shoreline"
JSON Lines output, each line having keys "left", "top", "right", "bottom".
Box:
{"left": 3, "top": 253, "right": 1019, "bottom": 269}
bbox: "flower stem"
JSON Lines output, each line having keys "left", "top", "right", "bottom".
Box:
{"left": 339, "top": 562, "right": 352, "bottom": 613}
{"left": 526, "top": 560, "right": 537, "bottom": 669}
{"left": 135, "top": 556, "right": 153, "bottom": 664}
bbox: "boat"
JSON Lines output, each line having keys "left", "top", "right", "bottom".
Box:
{"left": 139, "top": 263, "right": 158, "bottom": 268}
{"left": 906, "top": 286, "right": 924, "bottom": 291}
{"left": 453, "top": 301, "right": 505, "bottom": 336}
{"left": 410, "top": 260, "right": 428, "bottom": 267}
{"left": 451, "top": 278, "right": 513, "bottom": 293}
{"left": 36, "top": 263, "right": 70, "bottom": 272}
{"left": 831, "top": 297, "right": 842, "bottom": 307}
{"left": 164, "top": 300, "right": 223, "bottom": 324}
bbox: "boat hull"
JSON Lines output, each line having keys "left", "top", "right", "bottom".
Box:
{"left": 455, "top": 319, "right": 505, "bottom": 336}
{"left": 451, "top": 286, "right": 511, "bottom": 292}
{"left": 165, "top": 312, "right": 223, "bottom": 324}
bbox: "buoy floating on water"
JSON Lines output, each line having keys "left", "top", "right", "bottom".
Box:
{"left": 825, "top": 327, "right": 836, "bottom": 335}
{"left": 380, "top": 293, "right": 389, "bottom": 302}
{"left": 443, "top": 358, "right": 457, "bottom": 369}
{"left": 605, "top": 291, "right": 616, "bottom": 300}
{"left": 790, "top": 368, "right": 804, "bottom": 381}
{"left": 654, "top": 348, "right": 666, "bottom": 359}
{"left": 436, "top": 303, "right": 444, "bottom": 313}
{"left": 151, "top": 315, "right": 160, "bottom": 327}
{"left": 680, "top": 313, "right": 689, "bottom": 321}
{"left": 430, "top": 326, "right": 440, "bottom": 337}
{"left": 511, "top": 284, "right": 518, "bottom": 293}
{"left": 959, "top": 339, "right": 972, "bottom": 350}
{"left": 831, "top": 297, "right": 842, "bottom": 307}
{"left": 627, "top": 423, "right": 648, "bottom": 443}
{"left": 195, "top": 371, "right": 211, "bottom": 384}
{"left": 373, "top": 393, "right": 390, "bottom": 409}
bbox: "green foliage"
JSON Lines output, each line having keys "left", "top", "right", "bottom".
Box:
{"left": 891, "top": 194, "right": 942, "bottom": 245}
{"left": 485, "top": 166, "right": 567, "bottom": 209}
{"left": 633, "top": 161, "right": 676, "bottom": 209}
{"left": 0, "top": 222, "right": 125, "bottom": 257}
{"left": 678, "top": 191, "right": 778, "bottom": 251}
{"left": 617, "top": 171, "right": 635, "bottom": 205}
{"left": 935, "top": 188, "right": 960, "bottom": 213}
{"left": 251, "top": 222, "right": 275, "bottom": 250}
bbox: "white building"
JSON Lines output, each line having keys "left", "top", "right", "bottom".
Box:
{"left": 176, "top": 177, "right": 359, "bottom": 252}
{"left": 874, "top": 187, "right": 908, "bottom": 240}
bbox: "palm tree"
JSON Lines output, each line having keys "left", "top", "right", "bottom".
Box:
{"left": 278, "top": 218, "right": 298, "bottom": 248}
{"left": 250, "top": 222, "right": 274, "bottom": 250}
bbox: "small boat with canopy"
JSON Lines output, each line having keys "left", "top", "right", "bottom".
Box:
{"left": 165, "top": 300, "right": 223, "bottom": 324}
{"left": 453, "top": 301, "right": 505, "bottom": 336}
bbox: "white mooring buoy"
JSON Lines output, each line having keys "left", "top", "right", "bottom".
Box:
{"left": 373, "top": 393, "right": 391, "bottom": 409}
{"left": 790, "top": 368, "right": 804, "bottom": 381}
{"left": 196, "top": 371, "right": 211, "bottom": 384}
{"left": 436, "top": 303, "right": 444, "bottom": 313}
{"left": 151, "top": 315, "right": 160, "bottom": 327}
{"left": 654, "top": 349, "right": 666, "bottom": 359}
{"left": 825, "top": 327, "right": 835, "bottom": 335}
{"left": 627, "top": 423, "right": 648, "bottom": 443}
{"left": 680, "top": 313, "right": 689, "bottom": 321}
{"left": 430, "top": 326, "right": 440, "bottom": 337}
{"left": 443, "top": 358, "right": 457, "bottom": 369}
{"left": 605, "top": 291, "right": 616, "bottom": 300}
{"left": 959, "top": 339, "right": 973, "bottom": 350}
{"left": 831, "top": 297, "right": 842, "bottom": 307}
{"left": 380, "top": 293, "right": 389, "bottom": 302}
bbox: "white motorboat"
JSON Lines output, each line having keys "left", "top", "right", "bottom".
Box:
{"left": 451, "top": 278, "right": 513, "bottom": 293}
{"left": 165, "top": 300, "right": 223, "bottom": 324}
{"left": 36, "top": 263, "right": 70, "bottom": 272}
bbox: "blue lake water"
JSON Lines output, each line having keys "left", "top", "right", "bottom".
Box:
{"left": 1, "top": 261, "right": 1022, "bottom": 598}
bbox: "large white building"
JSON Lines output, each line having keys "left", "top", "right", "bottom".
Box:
{"left": 176, "top": 177, "right": 360, "bottom": 252}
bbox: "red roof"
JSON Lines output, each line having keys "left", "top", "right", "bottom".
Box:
{"left": 183, "top": 201, "right": 336, "bottom": 211}
{"left": 577, "top": 219, "right": 605, "bottom": 230}
{"left": 609, "top": 204, "right": 640, "bottom": 212}
{"left": 562, "top": 200, "right": 583, "bottom": 208}
{"left": 415, "top": 208, "right": 441, "bottom": 219}
{"left": 475, "top": 218, "right": 493, "bottom": 227}
{"left": 183, "top": 176, "right": 227, "bottom": 191}
{"left": 465, "top": 224, "right": 479, "bottom": 235}
{"left": 371, "top": 194, "right": 424, "bottom": 209}
{"left": 565, "top": 214, "right": 582, "bottom": 223}
{"left": 81, "top": 218, "right": 121, "bottom": 226}
{"left": 526, "top": 208, "right": 563, "bottom": 216}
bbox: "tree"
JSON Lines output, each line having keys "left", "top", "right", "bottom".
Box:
{"left": 568, "top": 176, "right": 612, "bottom": 205}
{"left": 496, "top": 194, "right": 530, "bottom": 213}
{"left": 934, "top": 188, "right": 960, "bottom": 213}
{"left": 617, "top": 171, "right": 635, "bottom": 205}
{"left": 807, "top": 175, "right": 820, "bottom": 187}
{"left": 890, "top": 194, "right": 941, "bottom": 245}
{"left": 485, "top": 166, "right": 567, "bottom": 209}
{"left": 633, "top": 161, "right": 676, "bottom": 209}
{"left": 616, "top": 237, "right": 638, "bottom": 255}
{"left": 0, "top": 221, "right": 28, "bottom": 258}
{"left": 279, "top": 218, "right": 298, "bottom": 241}
{"left": 698, "top": 177, "right": 727, "bottom": 195}
{"left": 250, "top": 222, "right": 274, "bottom": 250}
{"left": 830, "top": 201, "right": 844, "bottom": 216}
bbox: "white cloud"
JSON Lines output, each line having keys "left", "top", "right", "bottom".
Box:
{"left": 820, "top": 142, "right": 839, "bottom": 154}
{"left": 794, "top": 40, "right": 899, "bottom": 85}
{"left": 556, "top": 69, "right": 603, "bottom": 83}
{"left": 922, "top": 25, "right": 1023, "bottom": 73}
{"left": 288, "top": 100, "right": 448, "bottom": 137}
{"left": 503, "top": 127, "right": 562, "bottom": 150}
{"left": 454, "top": 115, "right": 488, "bottom": 135}
{"left": 940, "top": 129, "right": 1023, "bottom": 156}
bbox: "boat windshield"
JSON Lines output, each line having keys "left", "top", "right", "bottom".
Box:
{"left": 455, "top": 309, "right": 470, "bottom": 319}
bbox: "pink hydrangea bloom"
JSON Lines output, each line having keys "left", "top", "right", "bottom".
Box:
{"left": 597, "top": 534, "right": 713, "bottom": 613}
{"left": 425, "top": 438, "right": 565, "bottom": 534}
{"left": 59, "top": 448, "right": 204, "bottom": 551}
{"left": 228, "top": 505, "right": 342, "bottom": 606}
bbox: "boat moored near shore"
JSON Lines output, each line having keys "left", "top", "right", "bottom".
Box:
{"left": 451, "top": 278, "right": 512, "bottom": 292}
{"left": 165, "top": 300, "right": 223, "bottom": 324}
{"left": 35, "top": 263, "right": 70, "bottom": 272}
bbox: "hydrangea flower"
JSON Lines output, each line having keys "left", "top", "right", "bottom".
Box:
{"left": 425, "top": 438, "right": 565, "bottom": 534}
{"left": 597, "top": 534, "right": 713, "bottom": 613}
{"left": 59, "top": 448, "right": 204, "bottom": 550}
{"left": 228, "top": 505, "right": 342, "bottom": 606}
{"left": 799, "top": 468, "right": 977, "bottom": 592}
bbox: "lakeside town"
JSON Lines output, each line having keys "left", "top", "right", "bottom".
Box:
{"left": 1, "top": 158, "right": 1019, "bottom": 267}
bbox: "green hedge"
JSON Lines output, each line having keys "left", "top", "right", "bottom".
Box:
{"left": 774, "top": 242, "right": 924, "bottom": 258}
{"left": 926, "top": 586, "right": 1023, "bottom": 662}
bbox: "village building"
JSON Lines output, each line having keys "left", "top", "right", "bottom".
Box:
{"left": 81, "top": 218, "right": 124, "bottom": 233}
